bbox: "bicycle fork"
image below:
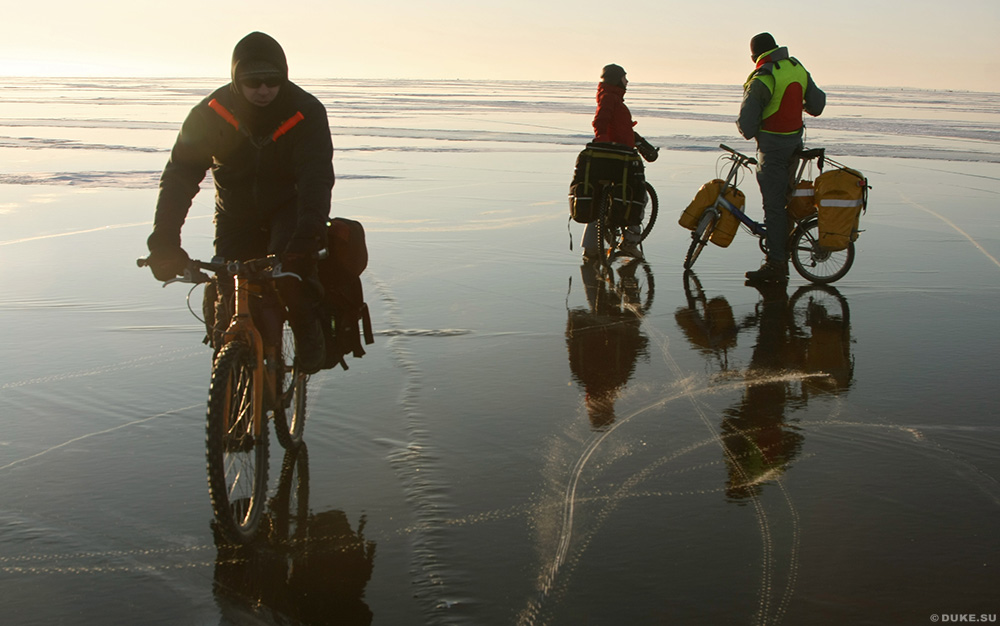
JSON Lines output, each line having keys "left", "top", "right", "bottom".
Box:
{"left": 221, "top": 273, "right": 267, "bottom": 438}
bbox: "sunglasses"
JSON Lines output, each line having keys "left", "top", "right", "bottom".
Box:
{"left": 240, "top": 77, "right": 281, "bottom": 89}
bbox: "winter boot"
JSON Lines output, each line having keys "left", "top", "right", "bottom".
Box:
{"left": 290, "top": 313, "right": 325, "bottom": 375}
{"left": 745, "top": 259, "right": 788, "bottom": 283}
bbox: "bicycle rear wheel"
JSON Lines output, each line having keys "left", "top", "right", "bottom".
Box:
{"left": 683, "top": 210, "right": 716, "bottom": 270}
{"left": 596, "top": 187, "right": 619, "bottom": 263}
{"left": 206, "top": 340, "right": 270, "bottom": 544}
{"left": 273, "top": 320, "right": 308, "bottom": 449}
{"left": 638, "top": 182, "right": 658, "bottom": 242}
{"left": 789, "top": 218, "right": 855, "bottom": 284}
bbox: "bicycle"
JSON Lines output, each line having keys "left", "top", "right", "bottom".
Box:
{"left": 595, "top": 178, "right": 659, "bottom": 263}
{"left": 571, "top": 137, "right": 659, "bottom": 264}
{"left": 682, "top": 144, "right": 857, "bottom": 284}
{"left": 137, "top": 254, "right": 309, "bottom": 544}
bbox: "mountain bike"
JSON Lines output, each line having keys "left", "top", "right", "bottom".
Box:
{"left": 138, "top": 254, "right": 309, "bottom": 543}
{"left": 571, "top": 136, "right": 659, "bottom": 265}
{"left": 682, "top": 144, "right": 857, "bottom": 284}
{"left": 595, "top": 179, "right": 659, "bottom": 263}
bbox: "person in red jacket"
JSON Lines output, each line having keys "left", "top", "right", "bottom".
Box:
{"left": 581, "top": 64, "right": 647, "bottom": 260}
{"left": 593, "top": 64, "right": 636, "bottom": 147}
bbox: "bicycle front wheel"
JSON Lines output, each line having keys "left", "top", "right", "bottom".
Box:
{"left": 206, "top": 340, "right": 270, "bottom": 544}
{"left": 683, "top": 211, "right": 716, "bottom": 270}
{"left": 789, "top": 218, "right": 855, "bottom": 284}
{"left": 273, "top": 320, "right": 308, "bottom": 449}
{"left": 639, "top": 182, "right": 658, "bottom": 242}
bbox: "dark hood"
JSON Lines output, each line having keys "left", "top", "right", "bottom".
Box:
{"left": 230, "top": 32, "right": 288, "bottom": 87}
{"left": 229, "top": 32, "right": 292, "bottom": 133}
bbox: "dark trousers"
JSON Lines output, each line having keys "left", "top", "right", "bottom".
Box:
{"left": 756, "top": 135, "right": 803, "bottom": 264}
{"left": 211, "top": 210, "right": 323, "bottom": 346}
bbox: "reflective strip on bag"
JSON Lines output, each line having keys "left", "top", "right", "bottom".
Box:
{"left": 819, "top": 199, "right": 863, "bottom": 208}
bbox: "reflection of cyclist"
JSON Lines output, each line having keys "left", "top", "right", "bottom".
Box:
{"left": 212, "top": 445, "right": 376, "bottom": 625}
{"left": 722, "top": 281, "right": 804, "bottom": 500}
{"left": 581, "top": 64, "right": 647, "bottom": 260}
{"left": 566, "top": 260, "right": 650, "bottom": 428}
{"left": 145, "top": 32, "right": 334, "bottom": 374}
{"left": 737, "top": 33, "right": 826, "bottom": 284}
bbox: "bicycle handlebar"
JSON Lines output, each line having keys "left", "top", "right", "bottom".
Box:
{"left": 137, "top": 254, "right": 302, "bottom": 287}
{"left": 720, "top": 144, "right": 757, "bottom": 166}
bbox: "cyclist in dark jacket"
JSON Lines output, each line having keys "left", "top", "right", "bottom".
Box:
{"left": 145, "top": 32, "right": 335, "bottom": 373}
{"left": 738, "top": 32, "right": 825, "bottom": 283}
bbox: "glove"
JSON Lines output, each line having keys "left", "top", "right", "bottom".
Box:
{"left": 634, "top": 133, "right": 659, "bottom": 163}
{"left": 146, "top": 230, "right": 189, "bottom": 281}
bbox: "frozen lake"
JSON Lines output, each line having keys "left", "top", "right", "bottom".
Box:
{"left": 1, "top": 78, "right": 999, "bottom": 625}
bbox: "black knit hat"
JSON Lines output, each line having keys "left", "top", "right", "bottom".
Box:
{"left": 601, "top": 64, "right": 626, "bottom": 86}
{"left": 237, "top": 60, "right": 282, "bottom": 82}
{"left": 750, "top": 33, "right": 778, "bottom": 59}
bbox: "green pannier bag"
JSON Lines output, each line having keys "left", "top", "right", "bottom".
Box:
{"left": 569, "top": 142, "right": 646, "bottom": 225}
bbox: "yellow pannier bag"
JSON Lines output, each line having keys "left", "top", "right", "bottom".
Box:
{"left": 708, "top": 186, "right": 745, "bottom": 248}
{"left": 815, "top": 167, "right": 867, "bottom": 250}
{"left": 679, "top": 180, "right": 746, "bottom": 247}
{"left": 679, "top": 179, "right": 724, "bottom": 230}
{"left": 787, "top": 180, "right": 816, "bottom": 221}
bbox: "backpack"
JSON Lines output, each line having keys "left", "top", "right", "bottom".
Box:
{"left": 317, "top": 218, "right": 375, "bottom": 370}
{"left": 814, "top": 167, "right": 867, "bottom": 250}
{"left": 569, "top": 142, "right": 646, "bottom": 225}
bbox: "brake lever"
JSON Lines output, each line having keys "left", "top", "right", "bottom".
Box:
{"left": 270, "top": 260, "right": 302, "bottom": 282}
{"left": 162, "top": 266, "right": 210, "bottom": 287}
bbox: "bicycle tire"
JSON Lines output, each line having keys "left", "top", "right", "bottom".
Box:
{"left": 206, "top": 340, "right": 270, "bottom": 544}
{"left": 789, "top": 218, "right": 855, "bottom": 284}
{"left": 596, "top": 187, "right": 618, "bottom": 263}
{"left": 684, "top": 211, "right": 716, "bottom": 270}
{"left": 273, "top": 320, "right": 308, "bottom": 450}
{"left": 639, "top": 182, "right": 658, "bottom": 242}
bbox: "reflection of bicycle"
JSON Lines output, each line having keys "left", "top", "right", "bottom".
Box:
{"left": 213, "top": 442, "right": 376, "bottom": 625}
{"left": 585, "top": 257, "right": 655, "bottom": 317}
{"left": 683, "top": 144, "right": 856, "bottom": 284}
{"left": 138, "top": 254, "right": 308, "bottom": 544}
{"left": 788, "top": 284, "right": 854, "bottom": 392}
{"left": 678, "top": 271, "right": 853, "bottom": 392}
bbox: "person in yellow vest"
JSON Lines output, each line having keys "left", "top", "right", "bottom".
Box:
{"left": 737, "top": 33, "right": 825, "bottom": 283}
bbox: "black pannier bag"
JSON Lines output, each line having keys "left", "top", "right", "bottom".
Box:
{"left": 317, "top": 217, "right": 375, "bottom": 370}
{"left": 568, "top": 142, "right": 646, "bottom": 226}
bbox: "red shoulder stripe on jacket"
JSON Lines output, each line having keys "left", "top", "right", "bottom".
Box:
{"left": 208, "top": 99, "right": 240, "bottom": 131}
{"left": 272, "top": 111, "right": 305, "bottom": 141}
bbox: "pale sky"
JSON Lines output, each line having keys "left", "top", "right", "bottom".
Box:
{"left": 3, "top": 0, "right": 999, "bottom": 91}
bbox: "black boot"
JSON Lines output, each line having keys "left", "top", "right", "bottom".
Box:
{"left": 745, "top": 259, "right": 788, "bottom": 283}
{"left": 290, "top": 314, "right": 325, "bottom": 375}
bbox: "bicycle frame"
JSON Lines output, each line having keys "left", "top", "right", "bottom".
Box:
{"left": 703, "top": 144, "right": 830, "bottom": 246}
{"left": 706, "top": 145, "right": 766, "bottom": 238}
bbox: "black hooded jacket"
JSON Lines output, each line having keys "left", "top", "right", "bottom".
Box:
{"left": 153, "top": 32, "right": 334, "bottom": 251}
